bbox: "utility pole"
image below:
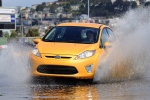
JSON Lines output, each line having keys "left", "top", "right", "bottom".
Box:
{"left": 0, "top": 0, "right": 2, "bottom": 37}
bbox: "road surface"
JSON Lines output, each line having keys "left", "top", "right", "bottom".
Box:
{"left": 0, "top": 39, "right": 150, "bottom": 100}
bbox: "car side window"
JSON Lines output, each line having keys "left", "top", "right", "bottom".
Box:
{"left": 106, "top": 28, "right": 116, "bottom": 42}
{"left": 101, "top": 28, "right": 109, "bottom": 48}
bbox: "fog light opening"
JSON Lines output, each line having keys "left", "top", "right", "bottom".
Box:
{"left": 85, "top": 64, "right": 93, "bottom": 73}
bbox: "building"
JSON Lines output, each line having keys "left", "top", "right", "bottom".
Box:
{"left": 31, "top": 4, "right": 38, "bottom": 10}
{"left": 45, "top": 2, "right": 53, "bottom": 6}
{"left": 71, "top": 5, "right": 80, "bottom": 11}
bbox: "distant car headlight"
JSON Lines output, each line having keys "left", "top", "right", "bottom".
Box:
{"left": 75, "top": 50, "right": 96, "bottom": 60}
{"left": 32, "top": 48, "right": 41, "bottom": 57}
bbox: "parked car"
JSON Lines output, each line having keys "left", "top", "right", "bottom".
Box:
{"left": 29, "top": 22, "right": 116, "bottom": 80}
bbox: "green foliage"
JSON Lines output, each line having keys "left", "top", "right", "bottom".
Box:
{"left": 42, "top": 2, "right": 46, "bottom": 6}
{"left": 63, "top": 2, "right": 71, "bottom": 13}
{"left": 36, "top": 4, "right": 45, "bottom": 11}
{"left": 49, "top": 2, "right": 58, "bottom": 13}
{"left": 67, "top": 0, "right": 80, "bottom": 5}
{"left": 10, "top": 30, "right": 17, "bottom": 38}
{"left": 0, "top": 0, "right": 1, "bottom": 6}
{"left": 131, "top": 1, "right": 137, "bottom": 8}
{"left": 58, "top": 0, "right": 80, "bottom": 5}
{"left": 26, "top": 28, "right": 39, "bottom": 37}
{"left": 72, "top": 11, "right": 80, "bottom": 17}
{"left": 79, "top": 4, "right": 87, "bottom": 14}
{"left": 36, "top": 0, "right": 138, "bottom": 18}
{"left": 3, "top": 32, "right": 10, "bottom": 38}
{"left": 89, "top": 0, "right": 138, "bottom": 17}
{"left": 145, "top": 1, "right": 150, "bottom": 6}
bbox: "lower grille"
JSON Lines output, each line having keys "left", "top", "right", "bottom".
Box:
{"left": 37, "top": 65, "right": 78, "bottom": 74}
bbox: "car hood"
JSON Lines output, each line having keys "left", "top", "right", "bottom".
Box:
{"left": 37, "top": 41, "right": 97, "bottom": 55}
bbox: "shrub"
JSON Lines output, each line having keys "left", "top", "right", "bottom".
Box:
{"left": 10, "top": 30, "right": 17, "bottom": 38}
{"left": 26, "top": 28, "right": 39, "bottom": 37}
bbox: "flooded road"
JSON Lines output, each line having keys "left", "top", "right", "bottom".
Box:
{"left": 0, "top": 39, "right": 150, "bottom": 100}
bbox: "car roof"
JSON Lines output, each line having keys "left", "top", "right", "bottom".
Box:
{"left": 57, "top": 22, "right": 104, "bottom": 28}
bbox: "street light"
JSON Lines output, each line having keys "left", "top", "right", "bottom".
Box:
{"left": 88, "top": 0, "right": 89, "bottom": 18}
{"left": 20, "top": 11, "right": 27, "bottom": 43}
{"left": 20, "top": 11, "right": 24, "bottom": 43}
{"left": 0, "top": 0, "right": 2, "bottom": 37}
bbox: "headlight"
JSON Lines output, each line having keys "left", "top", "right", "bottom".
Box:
{"left": 32, "top": 48, "right": 41, "bottom": 57}
{"left": 75, "top": 50, "right": 96, "bottom": 60}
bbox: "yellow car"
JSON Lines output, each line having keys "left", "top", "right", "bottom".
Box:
{"left": 29, "top": 22, "right": 115, "bottom": 79}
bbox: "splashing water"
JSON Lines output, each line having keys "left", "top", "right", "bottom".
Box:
{"left": 0, "top": 39, "right": 32, "bottom": 86}
{"left": 94, "top": 7, "right": 150, "bottom": 82}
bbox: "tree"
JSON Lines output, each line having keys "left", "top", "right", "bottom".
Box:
{"left": 123, "top": 1, "right": 130, "bottom": 12}
{"left": 0, "top": 0, "right": 1, "bottom": 6}
{"left": 105, "top": 2, "right": 113, "bottom": 13}
{"left": 36, "top": 4, "right": 45, "bottom": 11}
{"left": 89, "top": 0, "right": 113, "bottom": 17}
{"left": 63, "top": 2, "right": 71, "bottom": 13}
{"left": 42, "top": 2, "right": 46, "bottom": 6}
{"left": 72, "top": 10, "right": 80, "bottom": 18}
{"left": 49, "top": 2, "right": 58, "bottom": 13}
{"left": 67, "top": 0, "right": 80, "bottom": 5}
{"left": 113, "top": 0, "right": 125, "bottom": 15}
{"left": 58, "top": 0, "right": 80, "bottom": 4}
{"left": 79, "top": 4, "right": 87, "bottom": 14}
{"left": 131, "top": 1, "right": 137, "bottom": 9}
{"left": 145, "top": 1, "right": 150, "bottom": 6}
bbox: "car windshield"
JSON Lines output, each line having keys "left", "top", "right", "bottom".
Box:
{"left": 42, "top": 26, "right": 99, "bottom": 44}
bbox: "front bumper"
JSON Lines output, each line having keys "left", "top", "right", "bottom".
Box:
{"left": 30, "top": 53, "right": 99, "bottom": 79}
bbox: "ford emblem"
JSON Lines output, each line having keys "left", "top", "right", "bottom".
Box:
{"left": 55, "top": 55, "right": 61, "bottom": 59}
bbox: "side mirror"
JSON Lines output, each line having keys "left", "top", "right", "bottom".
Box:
{"left": 104, "top": 42, "right": 112, "bottom": 48}
{"left": 34, "top": 38, "right": 41, "bottom": 44}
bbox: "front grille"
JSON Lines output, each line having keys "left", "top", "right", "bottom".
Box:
{"left": 45, "top": 56, "right": 71, "bottom": 59}
{"left": 37, "top": 65, "right": 78, "bottom": 74}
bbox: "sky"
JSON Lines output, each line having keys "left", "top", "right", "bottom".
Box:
{"left": 2, "top": 0, "right": 56, "bottom": 7}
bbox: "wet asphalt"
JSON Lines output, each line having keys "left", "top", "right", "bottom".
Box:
{"left": 0, "top": 39, "right": 150, "bottom": 100}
